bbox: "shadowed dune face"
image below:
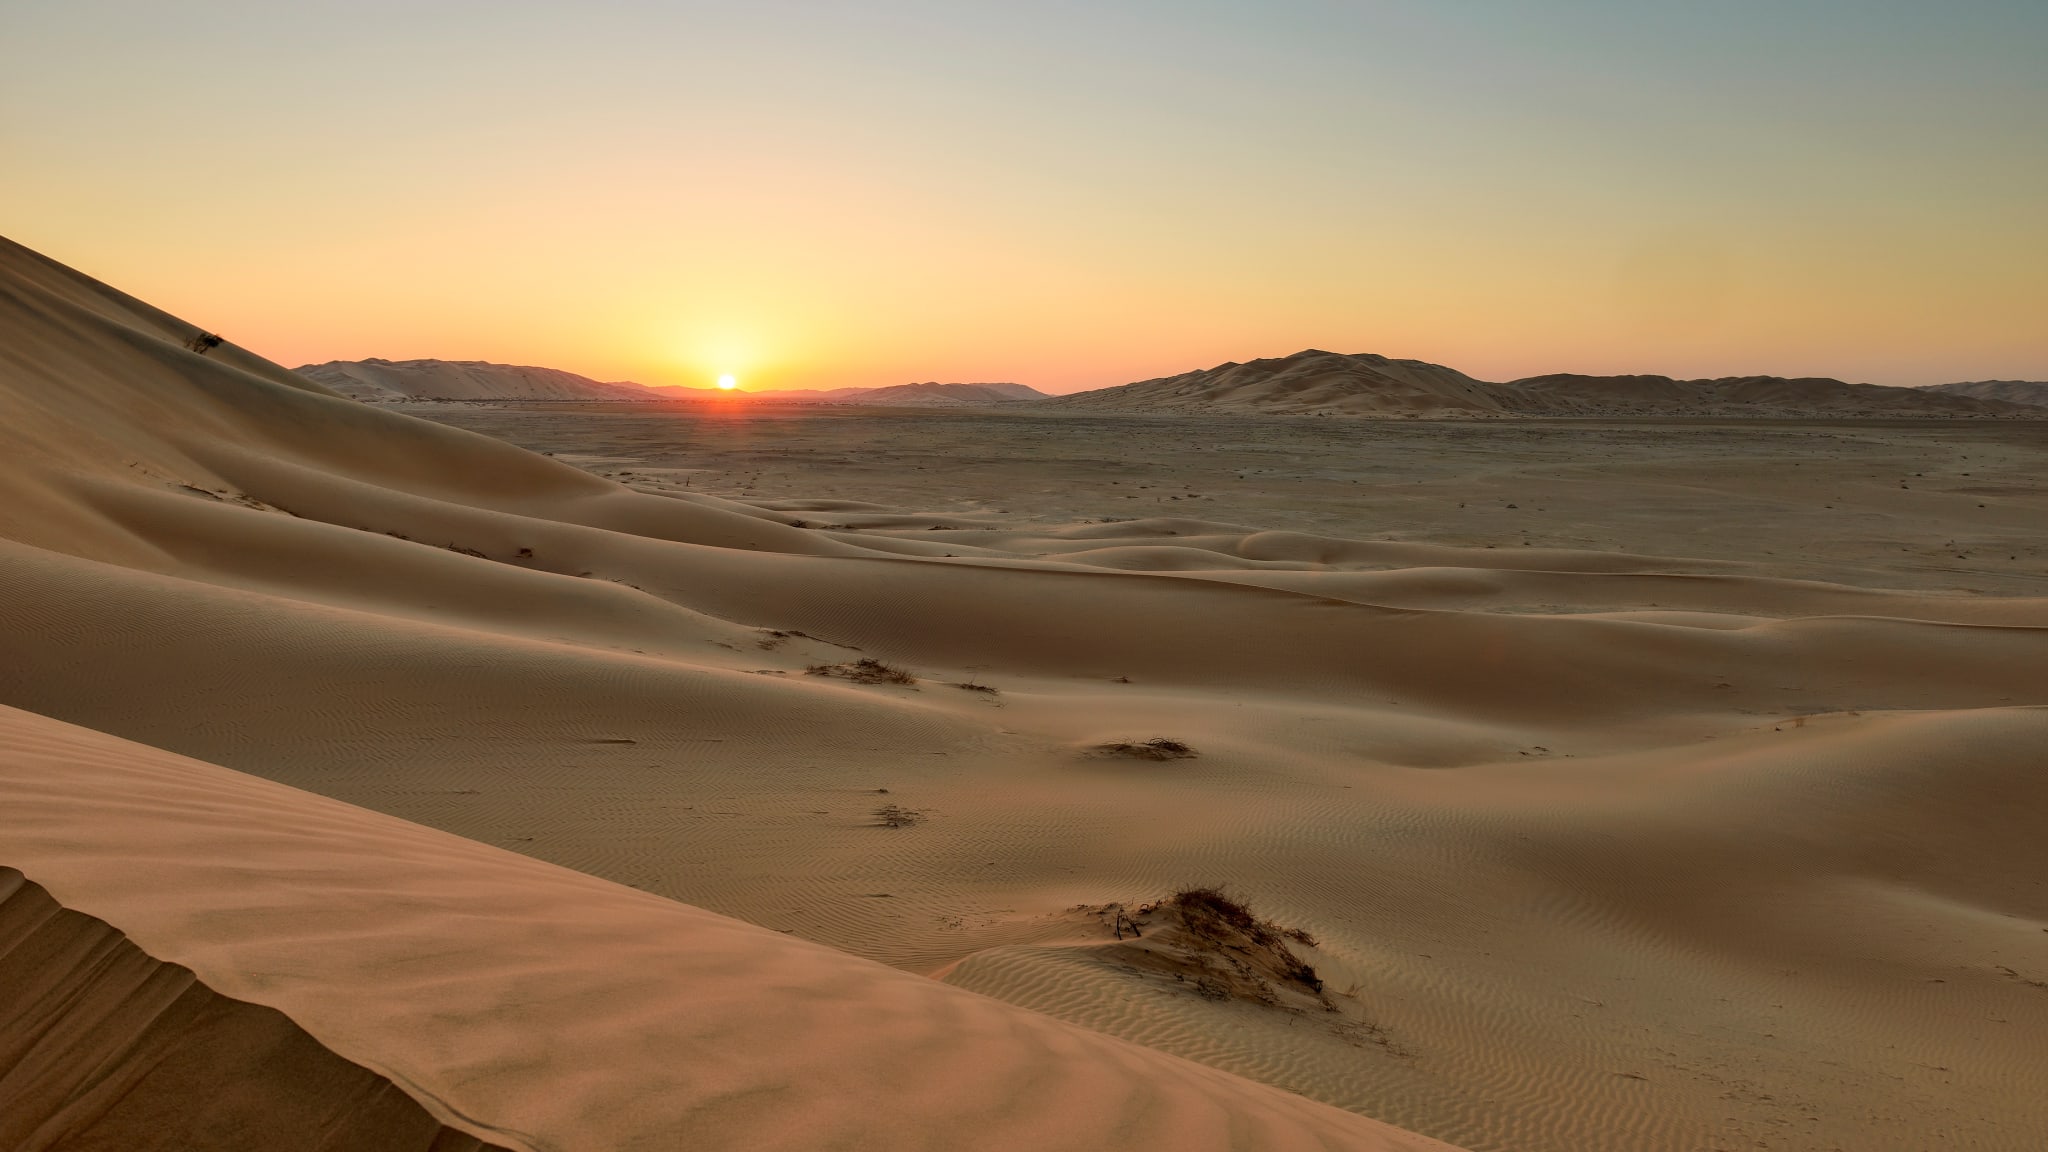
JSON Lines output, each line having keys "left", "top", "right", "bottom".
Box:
{"left": 0, "top": 868, "right": 510, "bottom": 1152}
{"left": 3, "top": 233, "right": 2048, "bottom": 1152}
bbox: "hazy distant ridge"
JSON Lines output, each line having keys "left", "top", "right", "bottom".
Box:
{"left": 297, "top": 358, "right": 655, "bottom": 402}
{"left": 303, "top": 359, "right": 1047, "bottom": 406}
{"left": 1046, "top": 350, "right": 2039, "bottom": 418}
{"left": 1043, "top": 350, "right": 1504, "bottom": 415}
{"left": 1501, "top": 372, "right": 2032, "bottom": 417}
{"left": 1921, "top": 380, "right": 2048, "bottom": 408}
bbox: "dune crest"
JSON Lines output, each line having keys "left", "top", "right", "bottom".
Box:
{"left": 0, "top": 867, "right": 510, "bottom": 1152}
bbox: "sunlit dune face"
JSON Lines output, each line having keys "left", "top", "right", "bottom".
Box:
{"left": 716, "top": 374, "right": 738, "bottom": 391}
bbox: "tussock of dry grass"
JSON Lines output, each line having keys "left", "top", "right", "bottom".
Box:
{"left": 1097, "top": 738, "right": 1196, "bottom": 761}
{"left": 873, "top": 804, "right": 926, "bottom": 828}
{"left": 806, "top": 658, "right": 917, "bottom": 686}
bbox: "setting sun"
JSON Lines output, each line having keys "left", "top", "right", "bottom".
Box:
{"left": 716, "top": 374, "right": 738, "bottom": 391}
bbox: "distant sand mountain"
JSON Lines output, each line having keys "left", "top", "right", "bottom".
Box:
{"left": 1043, "top": 350, "right": 1505, "bottom": 415}
{"left": 1922, "top": 380, "right": 2048, "bottom": 408}
{"left": 720, "top": 381, "right": 1046, "bottom": 405}
{"left": 1043, "top": 350, "right": 2036, "bottom": 418}
{"left": 1501, "top": 373, "right": 2036, "bottom": 417}
{"left": 841, "top": 381, "right": 1046, "bottom": 406}
{"left": 296, "top": 357, "right": 656, "bottom": 401}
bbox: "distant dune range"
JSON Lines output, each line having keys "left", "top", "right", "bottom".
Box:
{"left": 5, "top": 232, "right": 2048, "bottom": 1152}
{"left": 1042, "top": 349, "right": 2044, "bottom": 418}
{"left": 1922, "top": 379, "right": 2048, "bottom": 407}
{"left": 299, "top": 357, "right": 1048, "bottom": 406}
{"left": 758, "top": 380, "right": 1048, "bottom": 406}
{"left": 297, "top": 357, "right": 659, "bottom": 402}
{"left": 314, "top": 350, "right": 2045, "bottom": 418}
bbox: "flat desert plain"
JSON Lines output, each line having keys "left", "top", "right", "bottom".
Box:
{"left": 4, "top": 236, "right": 2047, "bottom": 1152}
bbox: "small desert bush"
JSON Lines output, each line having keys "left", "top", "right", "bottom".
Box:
{"left": 873, "top": 804, "right": 926, "bottom": 827}
{"left": 806, "top": 658, "right": 917, "bottom": 686}
{"left": 1170, "top": 887, "right": 1323, "bottom": 993}
{"left": 1098, "top": 738, "right": 1196, "bottom": 761}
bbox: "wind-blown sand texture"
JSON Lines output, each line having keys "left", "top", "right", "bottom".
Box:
{"left": 0, "top": 706, "right": 1442, "bottom": 1152}
{"left": 4, "top": 233, "right": 2047, "bottom": 1151}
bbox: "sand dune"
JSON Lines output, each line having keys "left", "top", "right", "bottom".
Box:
{"left": 1506, "top": 372, "right": 2034, "bottom": 417}
{"left": 297, "top": 357, "right": 656, "bottom": 401}
{"left": 1924, "top": 379, "right": 2048, "bottom": 407}
{"left": 842, "top": 381, "right": 1047, "bottom": 405}
{"left": 0, "top": 707, "right": 1449, "bottom": 1152}
{"left": 1045, "top": 350, "right": 1506, "bottom": 415}
{"left": 1036, "top": 349, "right": 2034, "bottom": 418}
{"left": 4, "top": 232, "right": 2046, "bottom": 1151}
{"left": 1, "top": 867, "right": 509, "bottom": 1152}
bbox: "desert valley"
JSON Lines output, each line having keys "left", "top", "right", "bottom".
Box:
{"left": 4, "top": 231, "right": 2047, "bottom": 1152}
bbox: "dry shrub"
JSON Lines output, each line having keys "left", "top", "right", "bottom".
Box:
{"left": 1098, "top": 738, "right": 1196, "bottom": 761}
{"left": 1168, "top": 888, "right": 1323, "bottom": 994}
{"left": 873, "top": 804, "right": 926, "bottom": 828}
{"left": 807, "top": 658, "right": 916, "bottom": 686}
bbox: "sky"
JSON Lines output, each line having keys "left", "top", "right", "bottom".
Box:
{"left": 3, "top": 1, "right": 2044, "bottom": 392}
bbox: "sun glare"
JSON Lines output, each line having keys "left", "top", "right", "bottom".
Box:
{"left": 716, "top": 374, "right": 738, "bottom": 391}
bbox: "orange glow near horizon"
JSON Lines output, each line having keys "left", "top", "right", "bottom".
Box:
{"left": 2, "top": 5, "right": 2042, "bottom": 390}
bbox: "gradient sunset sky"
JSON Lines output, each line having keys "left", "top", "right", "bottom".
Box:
{"left": 4, "top": 1, "right": 2043, "bottom": 392}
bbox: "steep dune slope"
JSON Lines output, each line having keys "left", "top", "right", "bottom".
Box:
{"left": 3, "top": 233, "right": 2045, "bottom": 1152}
{"left": 1, "top": 868, "right": 509, "bottom": 1152}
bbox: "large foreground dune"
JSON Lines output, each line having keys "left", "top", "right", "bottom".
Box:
{"left": 3, "top": 233, "right": 2046, "bottom": 1151}
{"left": 0, "top": 705, "right": 1442, "bottom": 1151}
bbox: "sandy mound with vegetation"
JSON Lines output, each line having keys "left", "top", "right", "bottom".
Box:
{"left": 3, "top": 233, "right": 2045, "bottom": 1151}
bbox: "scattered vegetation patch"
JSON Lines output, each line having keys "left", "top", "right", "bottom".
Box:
{"left": 446, "top": 544, "right": 488, "bottom": 559}
{"left": 184, "top": 331, "right": 223, "bottom": 354}
{"left": 952, "top": 680, "right": 998, "bottom": 694}
{"left": 1097, "top": 738, "right": 1196, "bottom": 761}
{"left": 1077, "top": 887, "right": 1333, "bottom": 1013}
{"left": 872, "top": 804, "right": 926, "bottom": 828}
{"left": 807, "top": 658, "right": 918, "bottom": 686}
